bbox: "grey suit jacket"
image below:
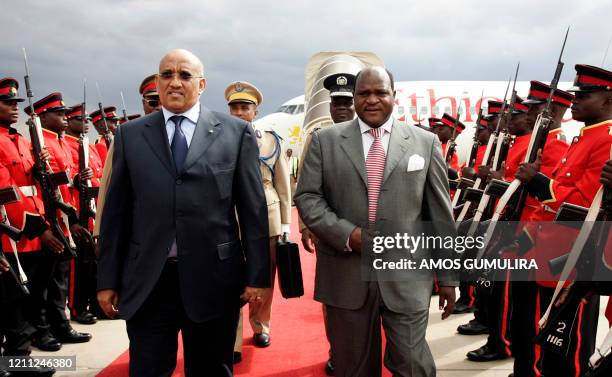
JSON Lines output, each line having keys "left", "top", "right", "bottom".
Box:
{"left": 295, "top": 119, "right": 458, "bottom": 314}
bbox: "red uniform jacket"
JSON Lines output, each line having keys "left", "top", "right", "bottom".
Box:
{"left": 524, "top": 120, "right": 612, "bottom": 287}
{"left": 0, "top": 127, "right": 46, "bottom": 252}
{"left": 442, "top": 142, "right": 460, "bottom": 171}
{"left": 95, "top": 137, "right": 108, "bottom": 167}
{"left": 64, "top": 134, "right": 103, "bottom": 231}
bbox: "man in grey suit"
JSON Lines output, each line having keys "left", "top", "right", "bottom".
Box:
{"left": 97, "top": 49, "right": 270, "bottom": 376}
{"left": 295, "top": 67, "right": 458, "bottom": 377}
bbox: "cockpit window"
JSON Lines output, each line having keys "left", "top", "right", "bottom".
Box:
{"left": 276, "top": 104, "right": 304, "bottom": 115}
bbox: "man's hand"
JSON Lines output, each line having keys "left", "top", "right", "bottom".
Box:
{"left": 69, "top": 223, "right": 92, "bottom": 244}
{"left": 488, "top": 162, "right": 505, "bottom": 181}
{"left": 38, "top": 148, "right": 51, "bottom": 163}
{"left": 97, "top": 289, "right": 119, "bottom": 319}
{"left": 241, "top": 287, "right": 268, "bottom": 304}
{"left": 301, "top": 228, "right": 316, "bottom": 253}
{"left": 438, "top": 286, "right": 456, "bottom": 320}
{"left": 600, "top": 159, "right": 612, "bottom": 188}
{"left": 461, "top": 166, "right": 476, "bottom": 180}
{"left": 40, "top": 230, "right": 64, "bottom": 253}
{"left": 0, "top": 257, "right": 9, "bottom": 274}
{"left": 348, "top": 227, "right": 362, "bottom": 252}
{"left": 78, "top": 167, "right": 94, "bottom": 182}
{"left": 515, "top": 150, "right": 542, "bottom": 183}
{"left": 477, "top": 166, "right": 491, "bottom": 180}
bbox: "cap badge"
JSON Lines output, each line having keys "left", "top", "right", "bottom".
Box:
{"left": 336, "top": 76, "right": 347, "bottom": 86}
{"left": 235, "top": 83, "right": 244, "bottom": 92}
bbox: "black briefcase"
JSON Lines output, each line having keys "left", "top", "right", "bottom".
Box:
{"left": 276, "top": 234, "right": 304, "bottom": 298}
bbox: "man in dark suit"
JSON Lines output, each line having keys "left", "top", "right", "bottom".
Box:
{"left": 97, "top": 49, "right": 270, "bottom": 377}
{"left": 295, "top": 67, "right": 457, "bottom": 377}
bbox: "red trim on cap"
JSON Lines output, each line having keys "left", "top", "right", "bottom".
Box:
{"left": 489, "top": 105, "right": 502, "bottom": 113}
{"left": 142, "top": 82, "right": 156, "bottom": 92}
{"left": 0, "top": 87, "right": 12, "bottom": 95}
{"left": 441, "top": 116, "right": 454, "bottom": 128}
{"left": 576, "top": 74, "right": 612, "bottom": 87}
{"left": 514, "top": 103, "right": 529, "bottom": 112}
{"left": 35, "top": 100, "right": 63, "bottom": 114}
{"left": 479, "top": 118, "right": 488, "bottom": 126}
{"left": 92, "top": 114, "right": 103, "bottom": 123}
{"left": 67, "top": 109, "right": 83, "bottom": 118}
{"left": 530, "top": 89, "right": 572, "bottom": 107}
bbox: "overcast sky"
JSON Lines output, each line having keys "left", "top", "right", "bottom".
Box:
{"left": 3, "top": 0, "right": 611, "bottom": 117}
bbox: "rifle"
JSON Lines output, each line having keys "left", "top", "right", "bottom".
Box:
{"left": 452, "top": 90, "right": 485, "bottom": 209}
{"left": 95, "top": 82, "right": 114, "bottom": 148}
{"left": 474, "top": 28, "right": 570, "bottom": 262}
{"left": 120, "top": 91, "right": 129, "bottom": 124}
{"left": 464, "top": 62, "right": 520, "bottom": 237}
{"left": 22, "top": 48, "right": 77, "bottom": 260}
{"left": 77, "top": 80, "right": 97, "bottom": 262}
{"left": 0, "top": 186, "right": 30, "bottom": 295}
{"left": 535, "top": 182, "right": 611, "bottom": 356}
{"left": 455, "top": 77, "right": 511, "bottom": 223}
{"left": 444, "top": 103, "right": 461, "bottom": 167}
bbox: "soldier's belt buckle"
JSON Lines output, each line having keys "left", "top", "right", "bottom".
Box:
{"left": 19, "top": 185, "right": 37, "bottom": 197}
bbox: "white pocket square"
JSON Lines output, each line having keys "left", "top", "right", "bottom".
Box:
{"left": 407, "top": 154, "right": 425, "bottom": 172}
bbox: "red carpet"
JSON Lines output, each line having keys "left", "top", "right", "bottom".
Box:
{"left": 98, "top": 208, "right": 393, "bottom": 376}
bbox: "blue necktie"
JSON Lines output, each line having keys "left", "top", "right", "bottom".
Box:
{"left": 170, "top": 115, "right": 188, "bottom": 173}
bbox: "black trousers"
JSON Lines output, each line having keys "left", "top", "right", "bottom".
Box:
{"left": 126, "top": 261, "right": 239, "bottom": 377}
{"left": 511, "top": 281, "right": 541, "bottom": 377}
{"left": 483, "top": 270, "right": 512, "bottom": 355}
{"left": 45, "top": 258, "right": 70, "bottom": 333}
{"left": 67, "top": 258, "right": 97, "bottom": 316}
{"left": 539, "top": 286, "right": 599, "bottom": 377}
{"left": 17, "top": 251, "right": 56, "bottom": 337}
{"left": 0, "top": 256, "right": 35, "bottom": 356}
{"left": 457, "top": 281, "right": 476, "bottom": 306}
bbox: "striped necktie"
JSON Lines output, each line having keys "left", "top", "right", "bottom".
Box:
{"left": 366, "top": 127, "right": 386, "bottom": 224}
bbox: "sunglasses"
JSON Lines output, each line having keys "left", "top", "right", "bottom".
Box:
{"left": 144, "top": 98, "right": 160, "bottom": 107}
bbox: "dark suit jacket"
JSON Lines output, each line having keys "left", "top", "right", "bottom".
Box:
{"left": 97, "top": 106, "right": 270, "bottom": 322}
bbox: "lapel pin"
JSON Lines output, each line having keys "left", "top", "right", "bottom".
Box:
{"left": 209, "top": 130, "right": 214, "bottom": 134}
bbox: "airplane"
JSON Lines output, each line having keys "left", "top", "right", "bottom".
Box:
{"left": 255, "top": 81, "right": 581, "bottom": 165}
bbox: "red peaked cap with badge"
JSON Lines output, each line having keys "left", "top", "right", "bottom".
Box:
{"left": 139, "top": 74, "right": 159, "bottom": 97}
{"left": 440, "top": 113, "right": 466, "bottom": 133}
{"left": 428, "top": 117, "right": 443, "bottom": 127}
{"left": 120, "top": 114, "right": 142, "bottom": 125}
{"left": 522, "top": 80, "right": 575, "bottom": 107}
{"left": 24, "top": 92, "right": 67, "bottom": 115}
{"left": 568, "top": 64, "right": 612, "bottom": 92}
{"left": 512, "top": 96, "right": 529, "bottom": 113}
{"left": 0, "top": 78, "right": 25, "bottom": 102}
{"left": 90, "top": 106, "right": 120, "bottom": 124}
{"left": 65, "top": 104, "right": 86, "bottom": 120}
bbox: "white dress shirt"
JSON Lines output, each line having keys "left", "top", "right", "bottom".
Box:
{"left": 346, "top": 116, "right": 394, "bottom": 251}
{"left": 357, "top": 116, "right": 393, "bottom": 160}
{"left": 162, "top": 103, "right": 200, "bottom": 258}
{"left": 162, "top": 102, "right": 200, "bottom": 147}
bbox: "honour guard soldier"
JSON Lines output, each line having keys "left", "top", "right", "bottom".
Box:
{"left": 299, "top": 73, "right": 356, "bottom": 375}
{"left": 139, "top": 74, "right": 161, "bottom": 115}
{"left": 64, "top": 105, "right": 103, "bottom": 324}
{"left": 89, "top": 106, "right": 119, "bottom": 164}
{"left": 0, "top": 78, "right": 57, "bottom": 376}
{"left": 224, "top": 81, "right": 291, "bottom": 362}
{"left": 24, "top": 93, "right": 93, "bottom": 347}
{"left": 460, "top": 116, "right": 494, "bottom": 181}
{"left": 433, "top": 113, "right": 461, "bottom": 172}
{"left": 515, "top": 64, "right": 612, "bottom": 377}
